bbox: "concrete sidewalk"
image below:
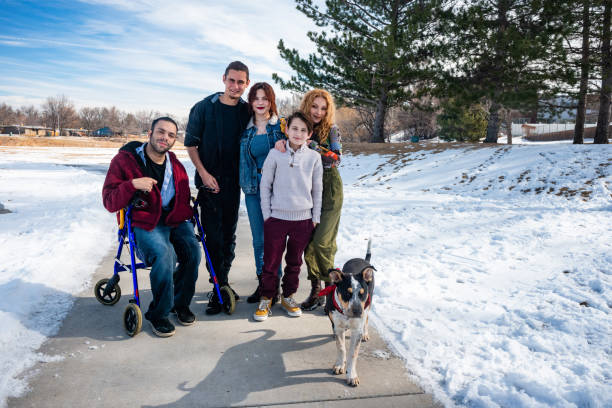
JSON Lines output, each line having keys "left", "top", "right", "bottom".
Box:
{"left": 9, "top": 215, "right": 440, "bottom": 408}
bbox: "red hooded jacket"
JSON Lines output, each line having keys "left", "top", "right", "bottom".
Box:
{"left": 102, "top": 142, "right": 193, "bottom": 231}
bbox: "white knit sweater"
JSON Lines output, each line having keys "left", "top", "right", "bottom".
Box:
{"left": 259, "top": 143, "right": 323, "bottom": 223}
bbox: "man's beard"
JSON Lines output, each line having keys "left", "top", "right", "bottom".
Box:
{"left": 150, "top": 140, "right": 173, "bottom": 155}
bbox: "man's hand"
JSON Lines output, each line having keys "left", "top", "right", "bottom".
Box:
{"left": 274, "top": 139, "right": 287, "bottom": 152}
{"left": 187, "top": 145, "right": 219, "bottom": 193}
{"left": 199, "top": 169, "right": 220, "bottom": 193}
{"left": 132, "top": 177, "right": 157, "bottom": 193}
{"left": 313, "top": 222, "right": 318, "bottom": 228}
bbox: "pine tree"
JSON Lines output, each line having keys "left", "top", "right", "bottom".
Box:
{"left": 438, "top": 99, "right": 488, "bottom": 142}
{"left": 438, "top": 0, "right": 575, "bottom": 143}
{"left": 272, "top": 0, "right": 440, "bottom": 143}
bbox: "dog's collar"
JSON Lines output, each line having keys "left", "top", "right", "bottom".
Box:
{"left": 318, "top": 285, "right": 371, "bottom": 315}
{"left": 317, "top": 285, "right": 335, "bottom": 297}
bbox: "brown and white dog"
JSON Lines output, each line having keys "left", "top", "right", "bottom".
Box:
{"left": 319, "top": 243, "right": 375, "bottom": 387}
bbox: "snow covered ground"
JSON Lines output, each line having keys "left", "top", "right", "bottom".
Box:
{"left": 0, "top": 147, "right": 117, "bottom": 405}
{"left": 0, "top": 143, "right": 610, "bottom": 407}
{"left": 0, "top": 146, "right": 192, "bottom": 406}
{"left": 337, "top": 143, "right": 611, "bottom": 407}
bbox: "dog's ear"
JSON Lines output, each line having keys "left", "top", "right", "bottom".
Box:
{"left": 362, "top": 267, "right": 374, "bottom": 282}
{"left": 329, "top": 268, "right": 343, "bottom": 283}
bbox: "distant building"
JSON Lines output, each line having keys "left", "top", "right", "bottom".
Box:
{"left": 64, "top": 128, "right": 91, "bottom": 137}
{"left": 0, "top": 125, "right": 53, "bottom": 136}
{"left": 92, "top": 127, "right": 119, "bottom": 137}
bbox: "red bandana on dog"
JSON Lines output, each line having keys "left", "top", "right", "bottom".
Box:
{"left": 317, "top": 285, "right": 336, "bottom": 297}
{"left": 318, "top": 285, "right": 371, "bottom": 314}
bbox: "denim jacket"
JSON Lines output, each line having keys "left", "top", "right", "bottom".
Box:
{"left": 239, "top": 115, "right": 286, "bottom": 195}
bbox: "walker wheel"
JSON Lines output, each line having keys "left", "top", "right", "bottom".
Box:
{"left": 94, "top": 278, "right": 121, "bottom": 305}
{"left": 123, "top": 303, "right": 142, "bottom": 337}
{"left": 220, "top": 286, "right": 236, "bottom": 315}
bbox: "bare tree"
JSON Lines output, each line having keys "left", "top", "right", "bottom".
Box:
{"left": 1, "top": 98, "right": 182, "bottom": 139}
{"left": 175, "top": 116, "right": 188, "bottom": 132}
{"left": 0, "top": 103, "right": 16, "bottom": 126}
{"left": 120, "top": 113, "right": 140, "bottom": 136}
{"left": 500, "top": 108, "right": 515, "bottom": 145}
{"left": 41, "top": 95, "right": 78, "bottom": 135}
{"left": 134, "top": 110, "right": 159, "bottom": 134}
{"left": 101, "top": 106, "right": 122, "bottom": 134}
{"left": 79, "top": 107, "right": 104, "bottom": 131}
{"left": 394, "top": 104, "right": 438, "bottom": 142}
{"left": 336, "top": 107, "right": 368, "bottom": 142}
{"left": 18, "top": 105, "right": 41, "bottom": 126}
{"left": 276, "top": 93, "right": 302, "bottom": 118}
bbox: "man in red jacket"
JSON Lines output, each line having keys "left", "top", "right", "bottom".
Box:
{"left": 102, "top": 117, "right": 201, "bottom": 337}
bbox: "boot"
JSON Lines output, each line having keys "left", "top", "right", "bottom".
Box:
{"left": 300, "top": 279, "right": 323, "bottom": 311}
{"left": 247, "top": 275, "right": 262, "bottom": 304}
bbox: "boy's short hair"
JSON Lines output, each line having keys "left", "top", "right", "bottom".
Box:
{"left": 224, "top": 61, "right": 249, "bottom": 80}
{"left": 287, "top": 111, "right": 313, "bottom": 134}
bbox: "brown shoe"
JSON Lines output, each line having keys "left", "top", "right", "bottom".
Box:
{"left": 300, "top": 279, "right": 323, "bottom": 311}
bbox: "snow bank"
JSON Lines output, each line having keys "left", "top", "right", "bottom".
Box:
{"left": 0, "top": 146, "right": 193, "bottom": 407}
{"left": 0, "top": 149, "right": 118, "bottom": 404}
{"left": 336, "top": 144, "right": 611, "bottom": 407}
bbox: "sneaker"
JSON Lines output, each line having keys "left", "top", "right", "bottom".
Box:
{"left": 281, "top": 295, "right": 302, "bottom": 317}
{"left": 206, "top": 291, "right": 222, "bottom": 315}
{"left": 149, "top": 317, "right": 175, "bottom": 337}
{"left": 171, "top": 306, "right": 196, "bottom": 326}
{"left": 253, "top": 297, "right": 272, "bottom": 321}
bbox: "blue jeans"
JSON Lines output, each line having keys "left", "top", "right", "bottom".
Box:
{"left": 244, "top": 192, "right": 282, "bottom": 277}
{"left": 134, "top": 220, "right": 201, "bottom": 321}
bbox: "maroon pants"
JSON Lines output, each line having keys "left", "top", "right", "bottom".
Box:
{"left": 261, "top": 217, "right": 314, "bottom": 299}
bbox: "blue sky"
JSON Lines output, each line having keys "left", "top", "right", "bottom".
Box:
{"left": 0, "top": 0, "right": 317, "bottom": 118}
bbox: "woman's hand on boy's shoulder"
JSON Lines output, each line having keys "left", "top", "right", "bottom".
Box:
{"left": 274, "top": 139, "right": 286, "bottom": 152}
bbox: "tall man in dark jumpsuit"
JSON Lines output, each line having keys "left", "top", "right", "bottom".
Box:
{"left": 184, "top": 61, "right": 250, "bottom": 314}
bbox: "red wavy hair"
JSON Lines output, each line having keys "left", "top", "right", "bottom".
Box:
{"left": 247, "top": 82, "right": 278, "bottom": 118}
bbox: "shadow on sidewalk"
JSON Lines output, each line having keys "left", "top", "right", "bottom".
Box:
{"left": 144, "top": 329, "right": 340, "bottom": 407}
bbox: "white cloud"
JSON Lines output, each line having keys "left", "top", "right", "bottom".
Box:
{"left": 2, "top": 1, "right": 324, "bottom": 116}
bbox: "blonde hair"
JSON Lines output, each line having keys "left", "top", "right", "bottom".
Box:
{"left": 299, "top": 89, "right": 336, "bottom": 144}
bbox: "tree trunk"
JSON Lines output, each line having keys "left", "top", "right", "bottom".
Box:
{"left": 483, "top": 1, "right": 509, "bottom": 145}
{"left": 575, "top": 0, "right": 591, "bottom": 144}
{"left": 370, "top": 88, "right": 388, "bottom": 143}
{"left": 595, "top": 0, "right": 612, "bottom": 144}
{"left": 505, "top": 115, "right": 512, "bottom": 145}
{"left": 484, "top": 102, "right": 501, "bottom": 143}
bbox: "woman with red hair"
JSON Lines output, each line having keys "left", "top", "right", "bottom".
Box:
{"left": 297, "top": 89, "right": 343, "bottom": 311}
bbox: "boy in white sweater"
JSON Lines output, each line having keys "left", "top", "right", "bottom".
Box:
{"left": 254, "top": 112, "right": 323, "bottom": 321}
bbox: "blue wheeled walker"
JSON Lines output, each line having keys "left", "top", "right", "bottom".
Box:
{"left": 94, "top": 194, "right": 235, "bottom": 337}
{"left": 191, "top": 190, "right": 236, "bottom": 315}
